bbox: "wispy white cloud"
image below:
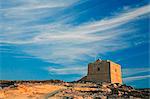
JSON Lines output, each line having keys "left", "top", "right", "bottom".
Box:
{"left": 122, "top": 67, "right": 150, "bottom": 83}
{"left": 1, "top": 0, "right": 77, "bottom": 11}
{"left": 123, "top": 75, "right": 150, "bottom": 82}
{"left": 123, "top": 67, "right": 150, "bottom": 77}
{"left": 47, "top": 66, "right": 87, "bottom": 75}
{"left": 1, "top": 5, "right": 149, "bottom": 44}
{"left": 0, "top": 1, "right": 149, "bottom": 76}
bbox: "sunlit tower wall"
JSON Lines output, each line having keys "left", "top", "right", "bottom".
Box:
{"left": 86, "top": 59, "right": 122, "bottom": 84}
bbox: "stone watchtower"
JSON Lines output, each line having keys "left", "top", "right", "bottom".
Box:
{"left": 85, "top": 59, "right": 122, "bottom": 84}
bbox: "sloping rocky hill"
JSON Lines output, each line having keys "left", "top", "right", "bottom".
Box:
{"left": 0, "top": 80, "right": 149, "bottom": 99}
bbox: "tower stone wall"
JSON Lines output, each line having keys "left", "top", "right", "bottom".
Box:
{"left": 85, "top": 59, "right": 122, "bottom": 84}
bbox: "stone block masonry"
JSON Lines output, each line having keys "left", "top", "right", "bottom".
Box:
{"left": 84, "top": 59, "right": 122, "bottom": 84}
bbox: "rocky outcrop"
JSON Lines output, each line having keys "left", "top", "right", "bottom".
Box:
{"left": 54, "top": 82, "right": 150, "bottom": 99}
{"left": 0, "top": 80, "right": 149, "bottom": 99}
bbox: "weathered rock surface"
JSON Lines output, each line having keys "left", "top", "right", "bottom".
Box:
{"left": 0, "top": 80, "right": 149, "bottom": 99}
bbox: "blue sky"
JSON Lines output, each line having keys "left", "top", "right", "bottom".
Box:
{"left": 0, "top": 0, "right": 149, "bottom": 88}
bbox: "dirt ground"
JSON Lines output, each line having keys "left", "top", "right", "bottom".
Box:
{"left": 0, "top": 82, "right": 149, "bottom": 99}
{"left": 0, "top": 83, "right": 64, "bottom": 99}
